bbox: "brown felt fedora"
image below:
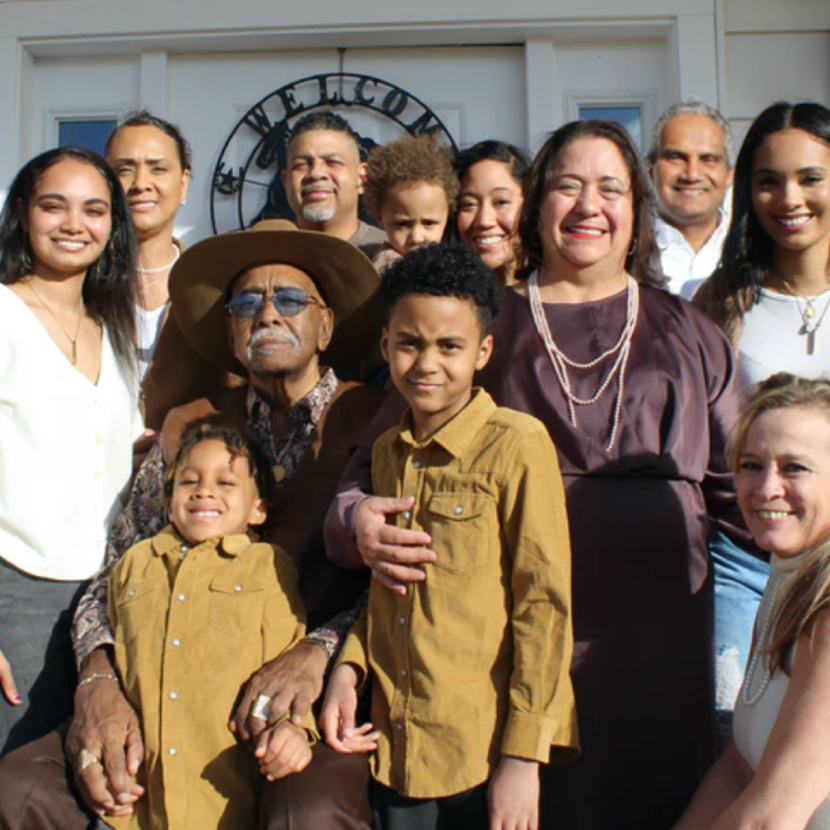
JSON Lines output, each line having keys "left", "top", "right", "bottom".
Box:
{"left": 168, "top": 219, "right": 382, "bottom": 378}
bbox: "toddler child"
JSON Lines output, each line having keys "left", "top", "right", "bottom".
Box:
{"left": 321, "top": 243, "right": 579, "bottom": 830}
{"left": 104, "top": 422, "right": 314, "bottom": 830}
{"left": 364, "top": 133, "right": 458, "bottom": 272}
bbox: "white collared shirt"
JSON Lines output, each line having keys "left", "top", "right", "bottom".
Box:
{"left": 0, "top": 285, "right": 143, "bottom": 580}
{"left": 655, "top": 209, "right": 729, "bottom": 300}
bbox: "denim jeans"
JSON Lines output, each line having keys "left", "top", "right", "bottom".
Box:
{"left": 710, "top": 530, "right": 771, "bottom": 751}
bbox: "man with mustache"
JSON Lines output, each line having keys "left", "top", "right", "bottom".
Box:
{"left": 283, "top": 111, "right": 387, "bottom": 260}
{"left": 647, "top": 100, "right": 734, "bottom": 300}
{"left": 0, "top": 220, "right": 386, "bottom": 830}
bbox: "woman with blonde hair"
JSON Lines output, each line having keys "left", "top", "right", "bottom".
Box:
{"left": 676, "top": 372, "right": 830, "bottom": 829}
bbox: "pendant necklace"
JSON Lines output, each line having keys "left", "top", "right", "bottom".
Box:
{"left": 270, "top": 429, "right": 297, "bottom": 484}
{"left": 27, "top": 281, "right": 83, "bottom": 365}
{"left": 528, "top": 271, "right": 639, "bottom": 451}
{"left": 777, "top": 275, "right": 830, "bottom": 356}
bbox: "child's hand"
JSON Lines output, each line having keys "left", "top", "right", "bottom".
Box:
{"left": 321, "top": 663, "right": 379, "bottom": 754}
{"left": 487, "top": 757, "right": 540, "bottom": 830}
{"left": 254, "top": 721, "right": 313, "bottom": 782}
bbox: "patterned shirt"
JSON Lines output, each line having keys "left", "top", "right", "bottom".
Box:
{"left": 73, "top": 369, "right": 357, "bottom": 665}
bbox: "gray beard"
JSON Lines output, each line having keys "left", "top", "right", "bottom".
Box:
{"left": 302, "top": 203, "right": 336, "bottom": 224}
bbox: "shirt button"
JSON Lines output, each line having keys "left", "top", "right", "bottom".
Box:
{"left": 395, "top": 722, "right": 404, "bottom": 731}
{"left": 93, "top": 470, "right": 103, "bottom": 480}
{"left": 172, "top": 638, "right": 181, "bottom": 647}
{"left": 168, "top": 747, "right": 177, "bottom": 756}
{"left": 169, "top": 691, "right": 178, "bottom": 700}
{"left": 453, "top": 505, "right": 463, "bottom": 515}
{"left": 399, "top": 616, "right": 406, "bottom": 626}
{"left": 128, "top": 589, "right": 136, "bottom": 598}
{"left": 400, "top": 669, "right": 408, "bottom": 677}
{"left": 234, "top": 585, "right": 242, "bottom": 593}
{"left": 412, "top": 460, "right": 422, "bottom": 469}
{"left": 177, "top": 594, "right": 187, "bottom": 602}
{"left": 95, "top": 435, "right": 103, "bottom": 445}
{"left": 402, "top": 511, "right": 412, "bottom": 521}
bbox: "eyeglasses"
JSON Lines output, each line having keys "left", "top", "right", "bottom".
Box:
{"left": 225, "top": 287, "right": 326, "bottom": 319}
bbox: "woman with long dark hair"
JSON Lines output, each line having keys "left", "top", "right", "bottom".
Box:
{"left": 0, "top": 146, "right": 142, "bottom": 754}
{"left": 453, "top": 140, "right": 529, "bottom": 285}
{"left": 696, "top": 101, "right": 830, "bottom": 386}
{"left": 695, "top": 101, "right": 830, "bottom": 750}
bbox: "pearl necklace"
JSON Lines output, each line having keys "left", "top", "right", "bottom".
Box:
{"left": 528, "top": 271, "right": 639, "bottom": 451}
{"left": 136, "top": 245, "right": 180, "bottom": 276}
{"left": 741, "top": 574, "right": 782, "bottom": 706}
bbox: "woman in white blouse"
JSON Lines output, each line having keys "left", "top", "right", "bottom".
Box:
{"left": 0, "top": 146, "right": 142, "bottom": 754}
{"left": 675, "top": 373, "right": 830, "bottom": 829}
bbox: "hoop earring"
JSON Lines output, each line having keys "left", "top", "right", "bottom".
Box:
{"left": 628, "top": 238, "right": 637, "bottom": 257}
{"left": 21, "top": 237, "right": 34, "bottom": 271}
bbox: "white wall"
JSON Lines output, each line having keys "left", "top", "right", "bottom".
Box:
{"left": 1, "top": 0, "right": 828, "bottom": 242}
{"left": 722, "top": 0, "right": 830, "bottom": 143}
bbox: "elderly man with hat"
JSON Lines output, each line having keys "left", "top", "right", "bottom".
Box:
{"left": 0, "top": 220, "right": 385, "bottom": 830}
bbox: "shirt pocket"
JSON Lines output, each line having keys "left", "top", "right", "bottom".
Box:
{"left": 208, "top": 575, "right": 267, "bottom": 638}
{"left": 426, "top": 492, "right": 493, "bottom": 573}
{"left": 113, "top": 579, "right": 157, "bottom": 645}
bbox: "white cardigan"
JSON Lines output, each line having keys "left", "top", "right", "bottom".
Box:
{"left": 0, "top": 285, "right": 143, "bottom": 580}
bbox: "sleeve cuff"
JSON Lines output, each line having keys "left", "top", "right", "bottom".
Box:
{"left": 500, "top": 709, "right": 580, "bottom": 764}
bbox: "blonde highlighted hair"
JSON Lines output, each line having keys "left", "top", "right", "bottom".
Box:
{"left": 729, "top": 372, "right": 830, "bottom": 674}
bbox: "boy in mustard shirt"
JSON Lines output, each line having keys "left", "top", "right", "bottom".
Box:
{"left": 104, "top": 422, "right": 314, "bottom": 830}
{"left": 322, "top": 243, "right": 578, "bottom": 830}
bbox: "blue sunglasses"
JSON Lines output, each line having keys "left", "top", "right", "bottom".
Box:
{"left": 226, "top": 287, "right": 326, "bottom": 319}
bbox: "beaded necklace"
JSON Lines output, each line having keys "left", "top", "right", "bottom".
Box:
{"left": 528, "top": 270, "right": 639, "bottom": 451}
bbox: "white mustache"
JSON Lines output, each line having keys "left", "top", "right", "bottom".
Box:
{"left": 247, "top": 327, "right": 301, "bottom": 359}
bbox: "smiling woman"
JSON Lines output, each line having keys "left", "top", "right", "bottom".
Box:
{"left": 475, "top": 119, "right": 749, "bottom": 829}
{"left": 454, "top": 141, "right": 529, "bottom": 286}
{"left": 0, "top": 146, "right": 142, "bottom": 755}
{"left": 105, "top": 111, "right": 192, "bottom": 378}
{"left": 674, "top": 373, "right": 830, "bottom": 830}
{"left": 694, "top": 101, "right": 830, "bottom": 389}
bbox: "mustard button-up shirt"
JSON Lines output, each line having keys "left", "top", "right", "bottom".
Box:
{"left": 106, "top": 526, "right": 309, "bottom": 830}
{"left": 338, "top": 389, "right": 579, "bottom": 798}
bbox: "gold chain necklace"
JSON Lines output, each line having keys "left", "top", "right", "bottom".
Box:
{"left": 27, "top": 281, "right": 84, "bottom": 365}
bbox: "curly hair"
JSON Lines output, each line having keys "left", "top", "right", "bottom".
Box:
{"left": 697, "top": 101, "right": 830, "bottom": 335}
{"left": 106, "top": 109, "right": 193, "bottom": 172}
{"left": 728, "top": 372, "right": 830, "bottom": 676}
{"left": 364, "top": 134, "right": 458, "bottom": 219}
{"left": 519, "top": 120, "right": 664, "bottom": 289}
{"left": 164, "top": 420, "right": 269, "bottom": 503}
{"left": 0, "top": 146, "right": 138, "bottom": 374}
{"left": 380, "top": 242, "right": 501, "bottom": 334}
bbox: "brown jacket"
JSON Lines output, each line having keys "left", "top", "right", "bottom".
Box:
{"left": 161, "top": 381, "right": 387, "bottom": 628}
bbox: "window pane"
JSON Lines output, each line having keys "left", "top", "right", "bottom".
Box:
{"left": 58, "top": 119, "right": 117, "bottom": 156}
{"left": 578, "top": 106, "right": 642, "bottom": 149}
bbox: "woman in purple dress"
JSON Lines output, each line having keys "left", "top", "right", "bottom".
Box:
{"left": 330, "top": 120, "right": 748, "bottom": 829}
